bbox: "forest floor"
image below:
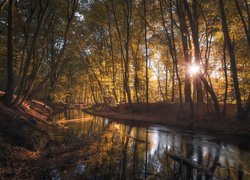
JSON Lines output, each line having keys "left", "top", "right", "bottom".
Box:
{"left": 0, "top": 91, "right": 58, "bottom": 179}
{"left": 84, "top": 102, "right": 250, "bottom": 138}
{"left": 0, "top": 92, "right": 99, "bottom": 179}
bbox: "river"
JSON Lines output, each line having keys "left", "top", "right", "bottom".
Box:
{"left": 50, "top": 109, "right": 250, "bottom": 180}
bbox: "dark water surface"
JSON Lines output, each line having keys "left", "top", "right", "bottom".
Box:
{"left": 51, "top": 109, "right": 250, "bottom": 180}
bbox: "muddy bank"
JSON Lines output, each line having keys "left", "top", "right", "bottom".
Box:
{"left": 84, "top": 103, "right": 250, "bottom": 138}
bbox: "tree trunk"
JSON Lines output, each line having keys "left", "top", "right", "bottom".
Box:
{"left": 234, "top": 0, "right": 250, "bottom": 47}
{"left": 222, "top": 40, "right": 228, "bottom": 115}
{"left": 3, "top": 0, "right": 14, "bottom": 106}
{"left": 176, "top": 0, "right": 192, "bottom": 103}
{"left": 144, "top": 0, "right": 149, "bottom": 109}
{"left": 107, "top": 20, "right": 118, "bottom": 103}
{"left": 243, "top": 95, "right": 250, "bottom": 118}
{"left": 219, "top": 0, "right": 243, "bottom": 119}
{"left": 169, "top": 0, "right": 183, "bottom": 108}
{"left": 28, "top": 0, "right": 78, "bottom": 99}
{"left": 171, "top": 64, "right": 175, "bottom": 102}
{"left": 12, "top": 0, "right": 49, "bottom": 106}
{"left": 123, "top": 0, "right": 133, "bottom": 109}
{"left": 165, "top": 66, "right": 168, "bottom": 101}
{"left": 160, "top": 0, "right": 183, "bottom": 108}
{"left": 183, "top": 0, "right": 203, "bottom": 102}
{"left": 199, "top": 74, "right": 220, "bottom": 116}
{"left": 0, "top": 0, "right": 8, "bottom": 11}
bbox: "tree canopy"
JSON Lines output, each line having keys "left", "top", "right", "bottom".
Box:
{"left": 0, "top": 0, "right": 249, "bottom": 119}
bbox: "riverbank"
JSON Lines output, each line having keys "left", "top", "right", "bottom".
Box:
{"left": 84, "top": 102, "right": 250, "bottom": 138}
{"left": 0, "top": 92, "right": 56, "bottom": 178}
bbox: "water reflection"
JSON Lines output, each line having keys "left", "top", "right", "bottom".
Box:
{"left": 51, "top": 109, "right": 250, "bottom": 179}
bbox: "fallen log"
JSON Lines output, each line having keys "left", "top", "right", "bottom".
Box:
{"left": 56, "top": 118, "right": 93, "bottom": 124}
{"left": 166, "top": 152, "right": 219, "bottom": 178}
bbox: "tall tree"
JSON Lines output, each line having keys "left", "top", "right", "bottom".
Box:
{"left": 3, "top": 0, "right": 14, "bottom": 106}
{"left": 159, "top": 0, "right": 183, "bottom": 109}
{"left": 176, "top": 0, "right": 192, "bottom": 104}
{"left": 234, "top": 0, "right": 250, "bottom": 47}
{"left": 219, "top": 0, "right": 243, "bottom": 119}
{"left": 144, "top": 0, "right": 149, "bottom": 108}
{"left": 123, "top": 0, "right": 133, "bottom": 109}
{"left": 183, "top": 0, "right": 203, "bottom": 102}
{"left": 28, "top": 0, "right": 79, "bottom": 99}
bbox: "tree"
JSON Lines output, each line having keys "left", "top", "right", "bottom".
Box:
{"left": 3, "top": 0, "right": 13, "bottom": 106}
{"left": 234, "top": 0, "right": 250, "bottom": 47}
{"left": 183, "top": 0, "right": 203, "bottom": 102}
{"left": 144, "top": 0, "right": 149, "bottom": 109}
{"left": 219, "top": 0, "right": 243, "bottom": 119}
{"left": 0, "top": 0, "right": 8, "bottom": 11}
{"left": 176, "top": 0, "right": 192, "bottom": 104}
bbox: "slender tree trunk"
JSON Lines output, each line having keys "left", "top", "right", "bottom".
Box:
{"left": 111, "top": 0, "right": 126, "bottom": 103}
{"left": 171, "top": 64, "right": 175, "bottom": 102}
{"left": 219, "top": 0, "right": 243, "bottom": 119}
{"left": 222, "top": 40, "right": 228, "bottom": 115}
{"left": 176, "top": 0, "right": 192, "bottom": 104}
{"left": 234, "top": 0, "right": 250, "bottom": 47}
{"left": 131, "top": 45, "right": 140, "bottom": 107}
{"left": 198, "top": 73, "right": 220, "bottom": 116}
{"left": 123, "top": 0, "right": 133, "bottom": 109}
{"left": 169, "top": 0, "right": 183, "bottom": 108}
{"left": 243, "top": 95, "right": 250, "bottom": 117}
{"left": 157, "top": 76, "right": 165, "bottom": 102}
{"left": 107, "top": 21, "right": 118, "bottom": 103}
{"left": 184, "top": 0, "right": 203, "bottom": 102}
{"left": 89, "top": 75, "right": 98, "bottom": 105}
{"left": 0, "top": 0, "right": 8, "bottom": 11}
{"left": 159, "top": 0, "right": 183, "bottom": 108}
{"left": 156, "top": 62, "right": 165, "bottom": 101}
{"left": 12, "top": 0, "right": 49, "bottom": 106}
{"left": 3, "top": 0, "right": 14, "bottom": 106}
{"left": 176, "top": 0, "right": 195, "bottom": 117}
{"left": 144, "top": 0, "right": 149, "bottom": 109}
{"left": 28, "top": 0, "right": 78, "bottom": 99}
{"left": 165, "top": 66, "right": 168, "bottom": 101}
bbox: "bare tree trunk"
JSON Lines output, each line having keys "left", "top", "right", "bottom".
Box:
{"left": 123, "top": 0, "right": 133, "bottom": 109}
{"left": 234, "top": 0, "right": 250, "bottom": 47}
{"left": 12, "top": 0, "right": 50, "bottom": 106}
{"left": 183, "top": 0, "right": 203, "bottom": 102}
{"left": 29, "top": 0, "right": 78, "bottom": 99}
{"left": 165, "top": 66, "right": 168, "bottom": 101}
{"left": 107, "top": 20, "right": 118, "bottom": 103}
{"left": 111, "top": 0, "right": 126, "bottom": 103}
{"left": 222, "top": 40, "right": 228, "bottom": 115}
{"left": 3, "top": 0, "right": 14, "bottom": 106}
{"left": 198, "top": 73, "right": 220, "bottom": 116}
{"left": 243, "top": 95, "right": 250, "bottom": 117}
{"left": 89, "top": 75, "right": 98, "bottom": 105}
{"left": 159, "top": 0, "right": 183, "bottom": 108}
{"left": 0, "top": 0, "right": 8, "bottom": 11}
{"left": 169, "top": 0, "right": 183, "bottom": 108}
{"left": 144, "top": 0, "right": 149, "bottom": 109}
{"left": 130, "top": 30, "right": 142, "bottom": 107}
{"left": 219, "top": 0, "right": 243, "bottom": 119}
{"left": 176, "top": 0, "right": 192, "bottom": 104}
{"left": 171, "top": 64, "right": 175, "bottom": 102}
{"left": 156, "top": 62, "right": 165, "bottom": 101}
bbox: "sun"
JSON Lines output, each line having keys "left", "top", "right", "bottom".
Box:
{"left": 189, "top": 64, "right": 200, "bottom": 75}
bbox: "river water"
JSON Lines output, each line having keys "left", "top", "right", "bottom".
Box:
{"left": 50, "top": 109, "right": 250, "bottom": 180}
